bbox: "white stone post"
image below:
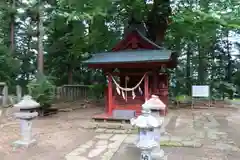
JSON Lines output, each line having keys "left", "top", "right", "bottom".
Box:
{"left": 13, "top": 95, "right": 40, "bottom": 147}
{"left": 2, "top": 86, "right": 8, "bottom": 106}
{"left": 16, "top": 85, "right": 22, "bottom": 102}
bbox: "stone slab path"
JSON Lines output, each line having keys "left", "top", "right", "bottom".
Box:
{"left": 65, "top": 134, "right": 128, "bottom": 160}
{"left": 112, "top": 108, "right": 240, "bottom": 160}
{"left": 62, "top": 108, "right": 240, "bottom": 160}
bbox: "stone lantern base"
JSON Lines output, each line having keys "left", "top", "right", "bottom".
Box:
{"left": 13, "top": 139, "right": 37, "bottom": 148}
{"left": 140, "top": 149, "right": 168, "bottom": 160}
{"left": 151, "top": 148, "right": 168, "bottom": 160}
{"left": 154, "top": 155, "right": 168, "bottom": 160}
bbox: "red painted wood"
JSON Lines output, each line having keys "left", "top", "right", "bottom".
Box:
{"left": 88, "top": 30, "right": 176, "bottom": 118}
{"left": 128, "top": 37, "right": 139, "bottom": 49}
{"left": 87, "top": 61, "right": 175, "bottom": 69}
{"left": 112, "top": 31, "right": 159, "bottom": 51}
{"left": 153, "top": 70, "right": 158, "bottom": 94}
{"left": 106, "top": 71, "right": 169, "bottom": 76}
{"left": 107, "top": 75, "right": 113, "bottom": 115}
{"left": 165, "top": 74, "right": 169, "bottom": 115}
{"left": 104, "top": 88, "right": 108, "bottom": 113}
{"left": 113, "top": 96, "right": 144, "bottom": 105}
{"left": 144, "top": 73, "right": 149, "bottom": 102}
{"left": 93, "top": 113, "right": 110, "bottom": 119}
{"left": 103, "top": 72, "right": 170, "bottom": 117}
{"left": 108, "top": 72, "right": 152, "bottom": 76}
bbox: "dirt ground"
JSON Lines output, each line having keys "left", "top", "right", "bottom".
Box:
{"left": 1, "top": 102, "right": 240, "bottom": 160}
{"left": 0, "top": 103, "right": 102, "bottom": 160}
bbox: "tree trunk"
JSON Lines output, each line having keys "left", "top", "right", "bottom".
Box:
{"left": 10, "top": 0, "right": 15, "bottom": 54}
{"left": 146, "top": 0, "right": 171, "bottom": 44}
{"left": 37, "top": 1, "right": 44, "bottom": 73}
{"left": 197, "top": 41, "right": 205, "bottom": 84}
{"left": 186, "top": 44, "right": 191, "bottom": 95}
{"left": 225, "top": 30, "right": 232, "bottom": 82}
{"left": 225, "top": 30, "right": 233, "bottom": 99}
{"left": 173, "top": 37, "right": 181, "bottom": 96}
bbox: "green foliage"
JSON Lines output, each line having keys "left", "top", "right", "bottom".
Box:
{"left": 88, "top": 84, "right": 106, "bottom": 100}
{"left": 27, "top": 73, "right": 56, "bottom": 109}
{"left": 0, "top": 0, "right": 239, "bottom": 101}
{"left": 211, "top": 81, "right": 236, "bottom": 99}
{"left": 0, "top": 45, "right": 20, "bottom": 94}
{"left": 175, "top": 95, "right": 191, "bottom": 103}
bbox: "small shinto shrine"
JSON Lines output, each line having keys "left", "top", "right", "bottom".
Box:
{"left": 84, "top": 20, "right": 177, "bottom": 120}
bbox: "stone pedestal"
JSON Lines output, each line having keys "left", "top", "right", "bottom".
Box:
{"left": 2, "top": 85, "right": 8, "bottom": 106}
{"left": 141, "top": 150, "right": 152, "bottom": 160}
{"left": 151, "top": 147, "right": 167, "bottom": 160}
{"left": 13, "top": 96, "right": 40, "bottom": 148}
{"left": 16, "top": 85, "right": 22, "bottom": 102}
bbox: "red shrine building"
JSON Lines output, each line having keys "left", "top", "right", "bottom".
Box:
{"left": 84, "top": 21, "right": 177, "bottom": 120}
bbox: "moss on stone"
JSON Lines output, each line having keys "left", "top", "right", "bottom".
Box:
{"left": 160, "top": 141, "right": 203, "bottom": 148}
{"left": 130, "top": 129, "right": 138, "bottom": 134}
{"left": 160, "top": 141, "right": 183, "bottom": 147}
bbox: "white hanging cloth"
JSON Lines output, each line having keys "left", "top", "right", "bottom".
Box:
{"left": 110, "top": 73, "right": 147, "bottom": 100}
{"left": 132, "top": 90, "right": 136, "bottom": 99}
{"left": 116, "top": 86, "right": 121, "bottom": 95}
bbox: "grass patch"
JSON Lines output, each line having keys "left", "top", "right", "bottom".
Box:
{"left": 160, "top": 141, "right": 183, "bottom": 147}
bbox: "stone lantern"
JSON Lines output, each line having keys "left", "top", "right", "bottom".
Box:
{"left": 130, "top": 95, "right": 167, "bottom": 160}
{"left": 143, "top": 95, "right": 166, "bottom": 136}
{"left": 13, "top": 95, "right": 40, "bottom": 147}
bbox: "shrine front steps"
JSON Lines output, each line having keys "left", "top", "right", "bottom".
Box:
{"left": 82, "top": 122, "right": 203, "bottom": 148}
{"left": 82, "top": 121, "right": 168, "bottom": 135}
{"left": 82, "top": 122, "right": 138, "bottom": 134}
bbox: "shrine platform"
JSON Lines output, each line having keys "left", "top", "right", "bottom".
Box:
{"left": 92, "top": 113, "right": 132, "bottom": 123}
{"left": 92, "top": 109, "right": 166, "bottom": 122}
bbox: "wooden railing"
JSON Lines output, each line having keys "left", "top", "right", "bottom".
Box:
{"left": 0, "top": 84, "right": 103, "bottom": 106}
{"left": 54, "top": 85, "right": 92, "bottom": 102}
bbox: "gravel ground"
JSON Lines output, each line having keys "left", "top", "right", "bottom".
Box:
{"left": 0, "top": 106, "right": 99, "bottom": 160}
{"left": 1, "top": 104, "right": 240, "bottom": 160}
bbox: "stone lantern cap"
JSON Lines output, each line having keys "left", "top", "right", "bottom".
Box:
{"left": 142, "top": 95, "right": 166, "bottom": 110}
{"left": 15, "top": 112, "right": 38, "bottom": 120}
{"left": 14, "top": 95, "right": 40, "bottom": 109}
{"left": 130, "top": 114, "right": 162, "bottom": 128}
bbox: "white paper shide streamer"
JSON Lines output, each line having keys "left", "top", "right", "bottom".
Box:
{"left": 138, "top": 86, "right": 143, "bottom": 95}
{"left": 111, "top": 73, "right": 147, "bottom": 101}
{"left": 132, "top": 90, "right": 136, "bottom": 99}
{"left": 116, "top": 86, "right": 121, "bottom": 95}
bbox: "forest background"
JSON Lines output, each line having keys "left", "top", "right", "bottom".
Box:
{"left": 0, "top": 0, "right": 240, "bottom": 101}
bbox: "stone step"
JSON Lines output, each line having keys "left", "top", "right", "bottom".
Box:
{"left": 94, "top": 128, "right": 137, "bottom": 134}
{"left": 84, "top": 122, "right": 137, "bottom": 130}
{"left": 123, "top": 134, "right": 202, "bottom": 148}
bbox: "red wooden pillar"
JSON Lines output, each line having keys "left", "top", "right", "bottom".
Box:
{"left": 107, "top": 74, "right": 113, "bottom": 115}
{"left": 144, "top": 73, "right": 149, "bottom": 102}
{"left": 153, "top": 70, "right": 158, "bottom": 94}
{"left": 165, "top": 74, "right": 169, "bottom": 115}
{"left": 104, "top": 87, "right": 108, "bottom": 113}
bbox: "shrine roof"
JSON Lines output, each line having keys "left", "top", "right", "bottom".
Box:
{"left": 83, "top": 49, "right": 172, "bottom": 64}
